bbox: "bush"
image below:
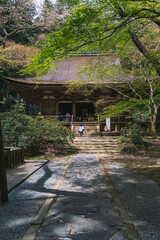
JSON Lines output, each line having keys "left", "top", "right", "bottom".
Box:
{"left": 1, "top": 103, "right": 75, "bottom": 156}
{"left": 120, "top": 124, "right": 144, "bottom": 153}
{"left": 130, "top": 132, "right": 143, "bottom": 148}
{"left": 121, "top": 143, "right": 138, "bottom": 154}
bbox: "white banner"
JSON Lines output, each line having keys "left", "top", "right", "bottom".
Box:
{"left": 106, "top": 118, "right": 111, "bottom": 131}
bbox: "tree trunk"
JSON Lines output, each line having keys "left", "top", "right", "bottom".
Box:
{"left": 0, "top": 120, "right": 8, "bottom": 203}
{"left": 150, "top": 108, "right": 157, "bottom": 138}
{"left": 112, "top": 2, "right": 160, "bottom": 76}
{"left": 151, "top": 121, "right": 157, "bottom": 138}
{"left": 129, "top": 31, "right": 160, "bottom": 76}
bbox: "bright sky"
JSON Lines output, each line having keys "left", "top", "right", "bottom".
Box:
{"left": 34, "top": 0, "right": 56, "bottom": 8}
{"left": 34, "top": 0, "right": 56, "bottom": 14}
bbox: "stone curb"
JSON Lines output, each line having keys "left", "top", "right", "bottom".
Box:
{"left": 32, "top": 197, "right": 56, "bottom": 225}
{"left": 21, "top": 225, "right": 40, "bottom": 240}
{"left": 21, "top": 197, "right": 56, "bottom": 240}
{"left": 21, "top": 156, "right": 74, "bottom": 240}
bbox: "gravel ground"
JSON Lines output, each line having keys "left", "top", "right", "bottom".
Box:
{"left": 0, "top": 162, "right": 67, "bottom": 240}
{"left": 104, "top": 162, "right": 160, "bottom": 240}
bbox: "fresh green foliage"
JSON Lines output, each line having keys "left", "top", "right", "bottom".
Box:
{"left": 130, "top": 125, "right": 144, "bottom": 148}
{"left": 24, "top": 0, "right": 160, "bottom": 76}
{"left": 100, "top": 100, "right": 137, "bottom": 119}
{"left": 1, "top": 103, "right": 75, "bottom": 156}
{"left": 100, "top": 74, "right": 160, "bottom": 137}
{"left": 120, "top": 124, "right": 144, "bottom": 153}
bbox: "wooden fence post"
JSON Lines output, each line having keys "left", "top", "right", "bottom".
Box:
{"left": 0, "top": 120, "right": 8, "bottom": 203}
{"left": 21, "top": 146, "right": 24, "bottom": 163}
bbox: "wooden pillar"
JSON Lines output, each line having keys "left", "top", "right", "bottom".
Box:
{"left": 39, "top": 102, "right": 42, "bottom": 113}
{"left": 95, "top": 104, "right": 98, "bottom": 115}
{"left": 56, "top": 101, "right": 59, "bottom": 115}
{"left": 115, "top": 124, "right": 118, "bottom": 132}
{"left": 72, "top": 100, "right": 76, "bottom": 121}
{"left": 0, "top": 120, "right": 8, "bottom": 203}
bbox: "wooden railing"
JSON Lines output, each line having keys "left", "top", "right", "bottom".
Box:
{"left": 4, "top": 147, "right": 24, "bottom": 169}
{"left": 41, "top": 115, "right": 73, "bottom": 123}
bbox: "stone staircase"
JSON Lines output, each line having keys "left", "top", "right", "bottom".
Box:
{"left": 71, "top": 122, "right": 100, "bottom": 136}
{"left": 73, "top": 136, "right": 120, "bottom": 154}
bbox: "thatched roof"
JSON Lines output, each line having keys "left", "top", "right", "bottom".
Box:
{"left": 35, "top": 55, "right": 121, "bottom": 84}
{"left": 4, "top": 55, "right": 133, "bottom": 85}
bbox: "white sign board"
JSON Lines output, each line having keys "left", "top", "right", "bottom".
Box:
{"left": 106, "top": 118, "right": 111, "bottom": 131}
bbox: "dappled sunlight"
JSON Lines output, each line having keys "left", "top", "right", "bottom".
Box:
{"left": 134, "top": 220, "right": 148, "bottom": 227}
{"left": 126, "top": 179, "right": 138, "bottom": 184}
{"left": 4, "top": 217, "right": 32, "bottom": 229}
{"left": 35, "top": 154, "right": 122, "bottom": 239}
{"left": 0, "top": 161, "right": 68, "bottom": 240}
{"left": 26, "top": 168, "right": 45, "bottom": 184}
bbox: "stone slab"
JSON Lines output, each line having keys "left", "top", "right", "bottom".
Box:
{"left": 71, "top": 218, "right": 113, "bottom": 233}
{"left": 70, "top": 230, "right": 116, "bottom": 240}
{"left": 39, "top": 224, "right": 71, "bottom": 238}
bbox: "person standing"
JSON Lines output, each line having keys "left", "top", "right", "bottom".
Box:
{"left": 79, "top": 124, "right": 84, "bottom": 136}
{"left": 66, "top": 112, "right": 70, "bottom": 122}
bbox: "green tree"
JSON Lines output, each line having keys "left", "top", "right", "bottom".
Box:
{"left": 0, "top": 0, "right": 38, "bottom": 47}
{"left": 25, "top": 0, "right": 160, "bottom": 76}
{"left": 101, "top": 74, "right": 160, "bottom": 137}
{"left": 22, "top": 0, "right": 160, "bottom": 137}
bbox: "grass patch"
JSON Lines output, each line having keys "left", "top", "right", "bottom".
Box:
{"left": 100, "top": 153, "right": 160, "bottom": 186}
{"left": 25, "top": 152, "right": 75, "bottom": 161}
{"left": 132, "top": 166, "right": 160, "bottom": 186}
{"left": 25, "top": 154, "right": 55, "bottom": 161}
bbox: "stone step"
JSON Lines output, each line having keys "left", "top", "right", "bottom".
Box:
{"left": 101, "top": 132, "right": 121, "bottom": 136}
{"left": 73, "top": 142, "right": 119, "bottom": 146}
{"left": 66, "top": 144, "right": 118, "bottom": 148}
{"left": 74, "top": 143, "right": 119, "bottom": 147}
{"left": 65, "top": 147, "right": 119, "bottom": 151}
{"left": 79, "top": 149, "right": 120, "bottom": 153}
{"left": 72, "top": 136, "right": 120, "bottom": 154}
{"left": 74, "top": 138, "right": 120, "bottom": 141}
{"left": 74, "top": 148, "right": 119, "bottom": 151}
{"left": 75, "top": 149, "right": 119, "bottom": 153}
{"left": 74, "top": 144, "right": 119, "bottom": 147}
{"left": 75, "top": 137, "right": 120, "bottom": 139}
{"left": 66, "top": 149, "right": 120, "bottom": 154}
{"left": 74, "top": 140, "right": 120, "bottom": 143}
{"left": 73, "top": 122, "right": 97, "bottom": 125}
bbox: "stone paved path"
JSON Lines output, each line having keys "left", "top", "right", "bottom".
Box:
{"left": 35, "top": 154, "right": 126, "bottom": 240}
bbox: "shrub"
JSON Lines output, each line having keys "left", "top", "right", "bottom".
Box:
{"left": 120, "top": 124, "right": 144, "bottom": 153}
{"left": 1, "top": 103, "right": 75, "bottom": 156}
{"left": 121, "top": 143, "right": 138, "bottom": 154}
{"left": 130, "top": 130, "right": 143, "bottom": 148}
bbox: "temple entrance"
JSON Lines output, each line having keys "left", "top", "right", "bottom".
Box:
{"left": 76, "top": 102, "right": 95, "bottom": 121}
{"left": 41, "top": 101, "right": 56, "bottom": 115}
{"left": 59, "top": 103, "right": 72, "bottom": 115}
